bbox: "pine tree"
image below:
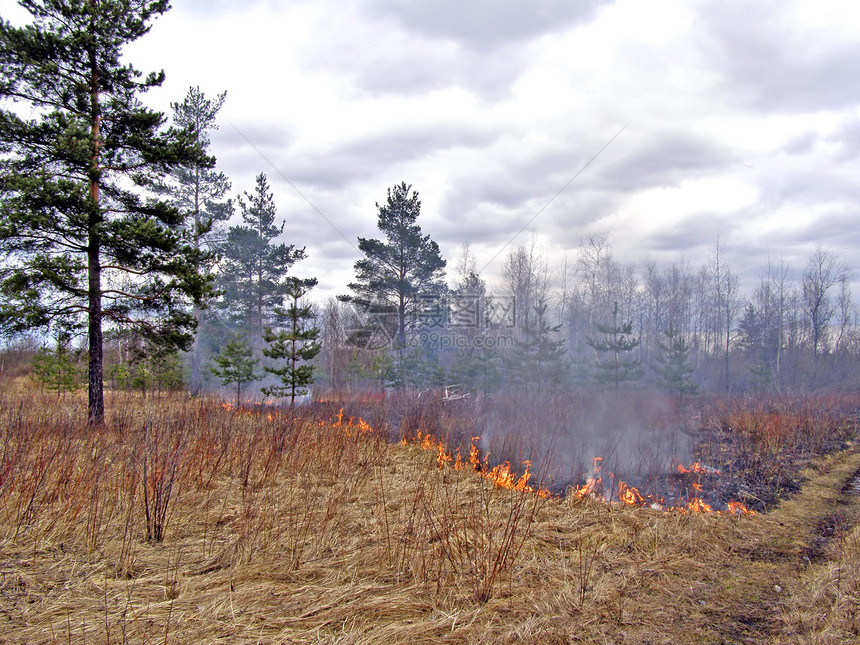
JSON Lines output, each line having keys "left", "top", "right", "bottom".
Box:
{"left": 341, "top": 182, "right": 446, "bottom": 350}
{"left": 653, "top": 325, "right": 698, "bottom": 404}
{"left": 587, "top": 302, "right": 644, "bottom": 391}
{"left": 159, "top": 86, "right": 233, "bottom": 394}
{"left": 386, "top": 349, "right": 447, "bottom": 390}
{"left": 508, "top": 301, "right": 567, "bottom": 387}
{"left": 346, "top": 350, "right": 393, "bottom": 390}
{"left": 0, "top": 1, "right": 212, "bottom": 424}
{"left": 164, "top": 87, "right": 232, "bottom": 244}
{"left": 218, "top": 173, "right": 305, "bottom": 354}
{"left": 30, "top": 336, "right": 83, "bottom": 399}
{"left": 449, "top": 345, "right": 503, "bottom": 395}
{"left": 210, "top": 333, "right": 260, "bottom": 407}
{"left": 340, "top": 183, "right": 446, "bottom": 388}
{"left": 262, "top": 277, "right": 321, "bottom": 406}
{"left": 447, "top": 244, "right": 502, "bottom": 395}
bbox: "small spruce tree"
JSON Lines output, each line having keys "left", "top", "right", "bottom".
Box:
{"left": 262, "top": 277, "right": 321, "bottom": 406}
{"left": 587, "top": 301, "right": 644, "bottom": 391}
{"left": 30, "top": 336, "right": 82, "bottom": 399}
{"left": 508, "top": 301, "right": 568, "bottom": 387}
{"left": 653, "top": 325, "right": 698, "bottom": 405}
{"left": 210, "top": 333, "right": 261, "bottom": 407}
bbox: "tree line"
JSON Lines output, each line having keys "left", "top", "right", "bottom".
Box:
{"left": 315, "top": 228, "right": 858, "bottom": 400}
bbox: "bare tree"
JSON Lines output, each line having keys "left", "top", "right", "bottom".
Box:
{"left": 502, "top": 240, "right": 549, "bottom": 330}
{"left": 453, "top": 243, "right": 479, "bottom": 289}
{"left": 576, "top": 233, "right": 613, "bottom": 328}
{"left": 643, "top": 260, "right": 666, "bottom": 365}
{"left": 708, "top": 240, "right": 745, "bottom": 391}
{"left": 802, "top": 247, "right": 849, "bottom": 360}
{"left": 748, "top": 255, "right": 792, "bottom": 389}
{"left": 318, "top": 297, "right": 352, "bottom": 391}
{"left": 834, "top": 272, "right": 855, "bottom": 355}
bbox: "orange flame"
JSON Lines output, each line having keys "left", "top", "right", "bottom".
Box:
{"left": 677, "top": 462, "right": 720, "bottom": 475}
{"left": 617, "top": 481, "right": 646, "bottom": 506}
{"left": 726, "top": 501, "right": 755, "bottom": 515}
{"left": 568, "top": 460, "right": 755, "bottom": 515}
{"left": 220, "top": 400, "right": 753, "bottom": 515}
{"left": 400, "top": 432, "right": 551, "bottom": 497}
{"left": 573, "top": 457, "right": 604, "bottom": 500}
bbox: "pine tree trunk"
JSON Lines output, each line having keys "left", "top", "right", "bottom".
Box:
{"left": 190, "top": 161, "right": 202, "bottom": 395}
{"left": 190, "top": 313, "right": 201, "bottom": 395}
{"left": 88, "top": 223, "right": 105, "bottom": 425}
{"left": 87, "top": 30, "right": 105, "bottom": 426}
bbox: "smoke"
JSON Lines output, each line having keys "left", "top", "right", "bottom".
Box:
{"left": 473, "top": 389, "right": 696, "bottom": 494}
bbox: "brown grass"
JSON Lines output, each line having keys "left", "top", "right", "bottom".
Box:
{"left": 1, "top": 382, "right": 859, "bottom": 643}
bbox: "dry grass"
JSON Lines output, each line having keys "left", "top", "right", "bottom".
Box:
{"left": 1, "top": 382, "right": 859, "bottom": 643}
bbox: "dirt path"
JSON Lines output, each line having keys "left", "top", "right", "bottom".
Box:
{"left": 708, "top": 444, "right": 860, "bottom": 643}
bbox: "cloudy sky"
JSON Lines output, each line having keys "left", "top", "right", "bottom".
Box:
{"left": 10, "top": 0, "right": 860, "bottom": 299}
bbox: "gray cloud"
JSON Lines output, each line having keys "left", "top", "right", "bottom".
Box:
{"left": 437, "top": 135, "right": 623, "bottom": 220}
{"left": 644, "top": 211, "right": 741, "bottom": 253}
{"left": 784, "top": 132, "right": 818, "bottom": 156}
{"left": 832, "top": 117, "right": 860, "bottom": 162}
{"left": 697, "top": 1, "right": 860, "bottom": 113}
{"left": 177, "top": 0, "right": 268, "bottom": 17}
{"left": 363, "top": 0, "right": 612, "bottom": 50}
{"left": 303, "top": 12, "right": 539, "bottom": 99}
{"left": 786, "top": 209, "right": 860, "bottom": 250}
{"left": 352, "top": 45, "right": 529, "bottom": 100}
{"left": 433, "top": 208, "right": 529, "bottom": 249}
{"left": 599, "top": 130, "right": 734, "bottom": 192}
{"left": 268, "top": 123, "right": 497, "bottom": 192}
{"left": 757, "top": 166, "right": 860, "bottom": 210}
{"left": 303, "top": 0, "right": 613, "bottom": 100}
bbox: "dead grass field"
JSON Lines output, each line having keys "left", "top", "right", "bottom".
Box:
{"left": 1, "top": 383, "right": 859, "bottom": 644}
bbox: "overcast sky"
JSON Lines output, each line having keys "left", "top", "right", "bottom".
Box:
{"left": 9, "top": 0, "right": 860, "bottom": 300}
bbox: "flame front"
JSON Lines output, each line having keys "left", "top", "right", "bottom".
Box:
{"left": 217, "top": 400, "right": 755, "bottom": 514}
{"left": 726, "top": 501, "right": 755, "bottom": 515}
{"left": 404, "top": 432, "right": 550, "bottom": 497}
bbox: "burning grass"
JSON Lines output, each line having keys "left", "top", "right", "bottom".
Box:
{"left": 1, "top": 382, "right": 859, "bottom": 643}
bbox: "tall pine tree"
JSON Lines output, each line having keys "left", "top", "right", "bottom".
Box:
{"left": 340, "top": 182, "right": 446, "bottom": 386}
{"left": 158, "top": 86, "right": 232, "bottom": 394}
{"left": 0, "top": 0, "right": 212, "bottom": 424}
{"left": 217, "top": 173, "right": 305, "bottom": 354}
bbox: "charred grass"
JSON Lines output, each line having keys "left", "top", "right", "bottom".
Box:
{"left": 1, "top": 382, "right": 859, "bottom": 643}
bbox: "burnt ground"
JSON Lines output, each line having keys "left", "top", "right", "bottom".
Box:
{"left": 677, "top": 411, "right": 858, "bottom": 513}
